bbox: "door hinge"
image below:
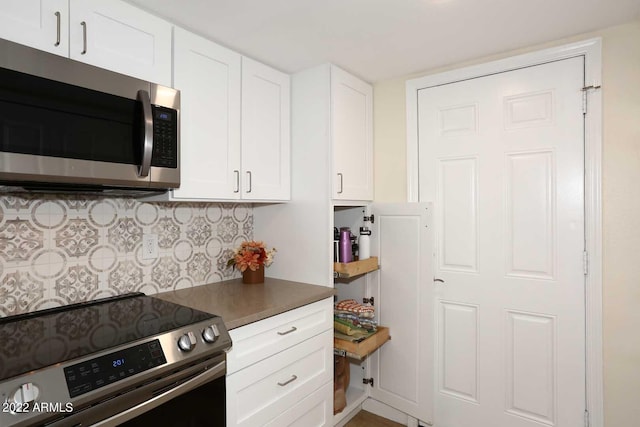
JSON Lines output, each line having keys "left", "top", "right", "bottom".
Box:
{"left": 363, "top": 377, "right": 374, "bottom": 387}
{"left": 584, "top": 409, "right": 590, "bottom": 427}
{"left": 583, "top": 251, "right": 589, "bottom": 276}
{"left": 581, "top": 84, "right": 601, "bottom": 115}
{"left": 363, "top": 297, "right": 374, "bottom": 306}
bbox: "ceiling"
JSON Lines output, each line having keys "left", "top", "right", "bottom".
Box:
{"left": 125, "top": 0, "right": 640, "bottom": 82}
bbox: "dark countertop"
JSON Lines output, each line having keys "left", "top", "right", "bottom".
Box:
{"left": 155, "top": 278, "right": 335, "bottom": 330}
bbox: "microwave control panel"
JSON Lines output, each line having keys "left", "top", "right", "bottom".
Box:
{"left": 151, "top": 106, "right": 178, "bottom": 168}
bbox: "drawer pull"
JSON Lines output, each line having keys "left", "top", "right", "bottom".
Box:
{"left": 277, "top": 326, "right": 297, "bottom": 336}
{"left": 54, "top": 11, "right": 61, "bottom": 47}
{"left": 80, "top": 21, "right": 87, "bottom": 55}
{"left": 277, "top": 375, "right": 298, "bottom": 387}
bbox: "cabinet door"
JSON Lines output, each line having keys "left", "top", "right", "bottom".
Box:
{"left": 0, "top": 0, "right": 68, "bottom": 56}
{"left": 331, "top": 65, "right": 373, "bottom": 201}
{"left": 368, "top": 202, "right": 434, "bottom": 424}
{"left": 241, "top": 57, "right": 290, "bottom": 201}
{"left": 69, "top": 0, "right": 171, "bottom": 85}
{"left": 171, "top": 28, "right": 241, "bottom": 200}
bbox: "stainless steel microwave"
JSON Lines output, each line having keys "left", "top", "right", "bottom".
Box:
{"left": 0, "top": 39, "right": 179, "bottom": 195}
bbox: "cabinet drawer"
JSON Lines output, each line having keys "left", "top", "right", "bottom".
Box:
{"left": 227, "top": 298, "right": 332, "bottom": 374}
{"left": 227, "top": 329, "right": 333, "bottom": 427}
{"left": 264, "top": 381, "right": 333, "bottom": 427}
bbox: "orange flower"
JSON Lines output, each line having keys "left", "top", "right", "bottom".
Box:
{"left": 227, "top": 241, "right": 276, "bottom": 272}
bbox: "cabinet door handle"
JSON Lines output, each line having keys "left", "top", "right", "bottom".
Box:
{"left": 277, "top": 326, "right": 297, "bottom": 336}
{"left": 246, "top": 171, "right": 252, "bottom": 193}
{"left": 80, "top": 21, "right": 87, "bottom": 54}
{"left": 337, "top": 173, "right": 343, "bottom": 194}
{"left": 277, "top": 375, "right": 298, "bottom": 387}
{"left": 54, "top": 12, "right": 61, "bottom": 47}
{"left": 434, "top": 278, "right": 445, "bottom": 283}
{"left": 233, "top": 170, "right": 240, "bottom": 193}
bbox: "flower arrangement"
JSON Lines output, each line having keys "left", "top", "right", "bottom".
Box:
{"left": 227, "top": 241, "right": 276, "bottom": 272}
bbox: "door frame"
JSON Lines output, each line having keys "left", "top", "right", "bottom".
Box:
{"left": 405, "top": 38, "right": 603, "bottom": 427}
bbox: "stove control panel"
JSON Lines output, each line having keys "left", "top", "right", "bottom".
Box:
{"left": 64, "top": 339, "right": 166, "bottom": 398}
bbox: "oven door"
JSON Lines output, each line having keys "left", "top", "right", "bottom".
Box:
{"left": 48, "top": 355, "right": 226, "bottom": 427}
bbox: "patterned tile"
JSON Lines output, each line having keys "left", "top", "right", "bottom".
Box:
{"left": 55, "top": 265, "right": 99, "bottom": 304}
{"left": 187, "top": 252, "right": 211, "bottom": 283}
{"left": 242, "top": 214, "right": 254, "bottom": 238}
{"left": 108, "top": 218, "right": 142, "bottom": 252}
{"left": 152, "top": 257, "right": 180, "bottom": 289}
{"left": 0, "top": 219, "right": 44, "bottom": 262}
{"left": 1, "top": 196, "right": 36, "bottom": 211}
{"left": 153, "top": 217, "right": 180, "bottom": 249}
{"left": 217, "top": 216, "right": 239, "bottom": 243}
{"left": 55, "top": 219, "right": 99, "bottom": 257}
{"left": 108, "top": 259, "right": 143, "bottom": 294}
{"left": 0, "top": 195, "right": 253, "bottom": 316}
{"left": 187, "top": 216, "right": 212, "bottom": 247}
{"left": 63, "top": 197, "right": 92, "bottom": 211}
{"left": 217, "top": 248, "right": 237, "bottom": 279}
{"left": 0, "top": 271, "right": 45, "bottom": 316}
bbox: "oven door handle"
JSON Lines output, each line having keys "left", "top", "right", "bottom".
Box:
{"left": 92, "top": 360, "right": 226, "bottom": 427}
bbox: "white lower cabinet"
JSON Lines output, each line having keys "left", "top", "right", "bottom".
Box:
{"left": 264, "top": 382, "right": 333, "bottom": 427}
{"left": 226, "top": 298, "right": 333, "bottom": 427}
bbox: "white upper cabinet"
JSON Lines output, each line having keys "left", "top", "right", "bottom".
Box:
{"left": 171, "top": 28, "right": 241, "bottom": 201}
{"left": 69, "top": 0, "right": 172, "bottom": 86}
{"left": 152, "top": 30, "right": 290, "bottom": 202}
{"left": 331, "top": 65, "right": 373, "bottom": 201}
{"left": 0, "top": 0, "right": 69, "bottom": 56}
{"left": 241, "top": 57, "right": 291, "bottom": 201}
{"left": 0, "top": 0, "right": 171, "bottom": 85}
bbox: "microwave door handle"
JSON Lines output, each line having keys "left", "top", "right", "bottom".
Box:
{"left": 137, "top": 89, "right": 153, "bottom": 178}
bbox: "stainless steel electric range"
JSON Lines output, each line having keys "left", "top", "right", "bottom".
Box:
{"left": 0, "top": 293, "right": 231, "bottom": 427}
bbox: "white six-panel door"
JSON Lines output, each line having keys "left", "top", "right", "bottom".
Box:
{"left": 418, "top": 57, "right": 585, "bottom": 426}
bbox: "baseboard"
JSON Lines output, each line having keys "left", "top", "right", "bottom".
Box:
{"left": 362, "top": 398, "right": 410, "bottom": 425}
{"left": 334, "top": 405, "right": 362, "bottom": 427}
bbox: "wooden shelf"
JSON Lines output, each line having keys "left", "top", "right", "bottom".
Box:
{"left": 333, "top": 256, "right": 379, "bottom": 278}
{"left": 334, "top": 326, "right": 390, "bottom": 360}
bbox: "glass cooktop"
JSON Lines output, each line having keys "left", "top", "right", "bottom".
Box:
{"left": 0, "top": 293, "right": 217, "bottom": 382}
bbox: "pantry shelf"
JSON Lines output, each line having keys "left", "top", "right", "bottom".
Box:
{"left": 333, "top": 256, "right": 379, "bottom": 279}
{"left": 333, "top": 326, "right": 390, "bottom": 360}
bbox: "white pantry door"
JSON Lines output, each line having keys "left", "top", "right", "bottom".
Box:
{"left": 418, "top": 57, "right": 585, "bottom": 427}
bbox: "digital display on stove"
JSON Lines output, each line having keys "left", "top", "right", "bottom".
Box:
{"left": 64, "top": 339, "right": 166, "bottom": 398}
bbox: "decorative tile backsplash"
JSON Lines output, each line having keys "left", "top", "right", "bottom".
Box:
{"left": 0, "top": 195, "right": 252, "bottom": 317}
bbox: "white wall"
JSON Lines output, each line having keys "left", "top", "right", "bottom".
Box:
{"left": 372, "top": 19, "right": 640, "bottom": 427}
